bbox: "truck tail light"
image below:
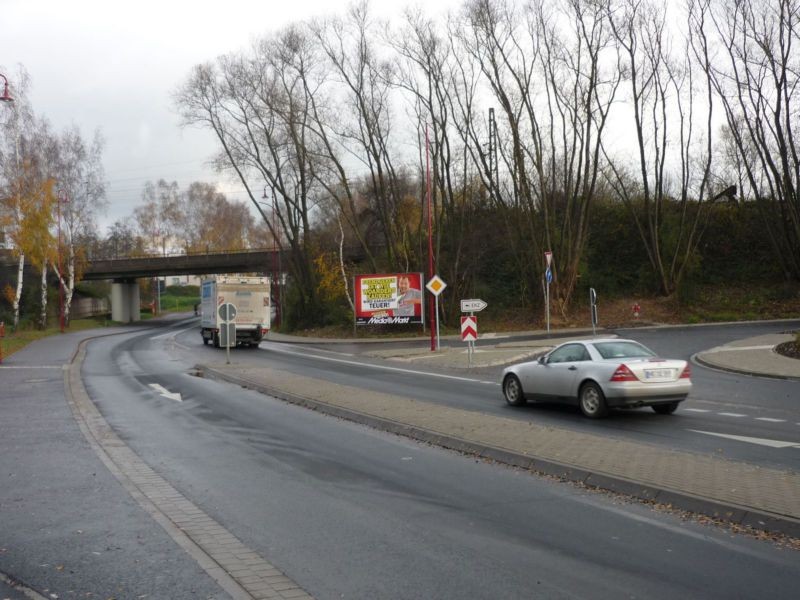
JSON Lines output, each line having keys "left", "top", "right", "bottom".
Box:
{"left": 610, "top": 364, "right": 637, "bottom": 382}
{"left": 261, "top": 328, "right": 269, "bottom": 335}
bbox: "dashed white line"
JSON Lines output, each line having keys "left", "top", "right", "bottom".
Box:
{"left": 718, "top": 412, "right": 748, "bottom": 418}
{"left": 683, "top": 408, "right": 711, "bottom": 413}
{"left": 756, "top": 417, "right": 787, "bottom": 423}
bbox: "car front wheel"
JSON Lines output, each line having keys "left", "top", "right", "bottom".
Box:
{"left": 579, "top": 382, "right": 608, "bottom": 419}
{"left": 652, "top": 402, "right": 680, "bottom": 415}
{"left": 503, "top": 374, "right": 527, "bottom": 407}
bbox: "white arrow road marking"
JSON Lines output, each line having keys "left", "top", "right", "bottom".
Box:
{"left": 149, "top": 383, "right": 182, "bottom": 402}
{"left": 689, "top": 430, "right": 800, "bottom": 448}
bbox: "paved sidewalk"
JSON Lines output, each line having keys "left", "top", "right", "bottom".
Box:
{"left": 200, "top": 329, "right": 800, "bottom": 537}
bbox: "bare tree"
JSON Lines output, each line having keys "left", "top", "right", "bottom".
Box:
{"left": 454, "top": 0, "right": 619, "bottom": 312}
{"left": 179, "top": 182, "right": 255, "bottom": 252}
{"left": 604, "top": 0, "right": 716, "bottom": 295}
{"left": 312, "top": 2, "right": 409, "bottom": 269}
{"left": 176, "top": 27, "right": 326, "bottom": 323}
{"left": 134, "top": 180, "right": 181, "bottom": 255}
{"left": 697, "top": 0, "right": 800, "bottom": 281}
{"left": 51, "top": 127, "right": 106, "bottom": 325}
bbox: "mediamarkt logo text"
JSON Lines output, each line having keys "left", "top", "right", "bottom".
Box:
{"left": 367, "top": 316, "right": 412, "bottom": 325}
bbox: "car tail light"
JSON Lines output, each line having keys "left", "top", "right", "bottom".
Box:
{"left": 610, "top": 364, "right": 637, "bottom": 382}
{"left": 680, "top": 364, "right": 691, "bottom": 379}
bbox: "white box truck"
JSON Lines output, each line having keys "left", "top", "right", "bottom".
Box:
{"left": 200, "top": 276, "right": 271, "bottom": 347}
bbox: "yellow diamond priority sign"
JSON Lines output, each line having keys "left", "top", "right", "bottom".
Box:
{"left": 426, "top": 275, "right": 447, "bottom": 297}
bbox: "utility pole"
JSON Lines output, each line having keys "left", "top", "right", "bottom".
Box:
{"left": 426, "top": 124, "right": 435, "bottom": 352}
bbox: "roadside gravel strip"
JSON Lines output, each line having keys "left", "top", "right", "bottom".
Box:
{"left": 198, "top": 363, "right": 800, "bottom": 538}
{"left": 67, "top": 338, "right": 315, "bottom": 600}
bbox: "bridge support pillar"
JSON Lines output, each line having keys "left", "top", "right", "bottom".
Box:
{"left": 111, "top": 280, "right": 140, "bottom": 323}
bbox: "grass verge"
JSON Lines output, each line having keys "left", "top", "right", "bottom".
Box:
{"left": 0, "top": 316, "right": 111, "bottom": 359}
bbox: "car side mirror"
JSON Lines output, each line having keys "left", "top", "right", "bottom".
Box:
{"left": 538, "top": 355, "right": 547, "bottom": 365}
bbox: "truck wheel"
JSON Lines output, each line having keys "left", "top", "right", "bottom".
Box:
{"left": 202, "top": 337, "right": 209, "bottom": 346}
{"left": 213, "top": 332, "right": 220, "bottom": 348}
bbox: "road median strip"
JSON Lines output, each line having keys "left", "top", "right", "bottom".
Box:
{"left": 199, "top": 362, "right": 800, "bottom": 538}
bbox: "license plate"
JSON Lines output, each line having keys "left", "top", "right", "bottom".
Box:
{"left": 645, "top": 369, "right": 672, "bottom": 379}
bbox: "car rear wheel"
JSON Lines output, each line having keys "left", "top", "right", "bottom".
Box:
{"left": 503, "top": 374, "right": 526, "bottom": 407}
{"left": 579, "top": 382, "right": 608, "bottom": 419}
{"left": 652, "top": 402, "right": 679, "bottom": 415}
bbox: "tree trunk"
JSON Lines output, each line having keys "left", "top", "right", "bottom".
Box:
{"left": 39, "top": 262, "right": 48, "bottom": 330}
{"left": 65, "top": 245, "right": 75, "bottom": 326}
{"left": 13, "top": 253, "right": 24, "bottom": 329}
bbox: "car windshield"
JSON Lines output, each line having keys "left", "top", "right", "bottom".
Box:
{"left": 592, "top": 341, "right": 656, "bottom": 359}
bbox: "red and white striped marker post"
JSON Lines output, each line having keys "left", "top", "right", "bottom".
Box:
{"left": 461, "top": 316, "right": 478, "bottom": 367}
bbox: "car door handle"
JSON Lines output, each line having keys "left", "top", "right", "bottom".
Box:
{"left": 568, "top": 366, "right": 577, "bottom": 371}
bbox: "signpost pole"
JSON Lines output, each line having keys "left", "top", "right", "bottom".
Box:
{"left": 469, "top": 311, "right": 474, "bottom": 368}
{"left": 434, "top": 295, "right": 440, "bottom": 351}
{"left": 544, "top": 281, "right": 550, "bottom": 337}
{"left": 544, "top": 251, "right": 553, "bottom": 337}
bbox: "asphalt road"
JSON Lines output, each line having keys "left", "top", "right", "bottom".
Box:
{"left": 68, "top": 320, "right": 800, "bottom": 598}
{"left": 173, "top": 320, "right": 800, "bottom": 472}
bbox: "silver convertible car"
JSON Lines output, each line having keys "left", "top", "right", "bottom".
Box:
{"left": 501, "top": 338, "right": 691, "bottom": 418}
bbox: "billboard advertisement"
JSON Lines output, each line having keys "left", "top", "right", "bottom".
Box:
{"left": 354, "top": 273, "right": 425, "bottom": 325}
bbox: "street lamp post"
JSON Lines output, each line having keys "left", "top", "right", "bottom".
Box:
{"left": 0, "top": 73, "right": 13, "bottom": 103}
{"left": 259, "top": 189, "right": 281, "bottom": 328}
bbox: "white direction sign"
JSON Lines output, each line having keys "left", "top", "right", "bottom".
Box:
{"left": 426, "top": 275, "right": 447, "bottom": 297}
{"left": 461, "top": 299, "right": 488, "bottom": 313}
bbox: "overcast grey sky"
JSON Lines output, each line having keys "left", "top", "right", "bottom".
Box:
{"left": 1, "top": 0, "right": 461, "bottom": 231}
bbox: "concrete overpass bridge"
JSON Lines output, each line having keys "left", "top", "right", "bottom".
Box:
{"left": 82, "top": 248, "right": 288, "bottom": 322}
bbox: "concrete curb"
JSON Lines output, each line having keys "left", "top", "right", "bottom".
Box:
{"left": 199, "top": 365, "right": 800, "bottom": 539}
{"left": 692, "top": 351, "right": 800, "bottom": 382}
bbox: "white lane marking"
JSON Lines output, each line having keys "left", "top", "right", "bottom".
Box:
{"left": 149, "top": 383, "right": 182, "bottom": 402}
{"left": 755, "top": 417, "right": 787, "bottom": 423}
{"left": 264, "top": 343, "right": 498, "bottom": 385}
{"left": 150, "top": 325, "right": 196, "bottom": 341}
{"left": 683, "top": 408, "right": 711, "bottom": 413}
{"left": 0, "top": 365, "right": 62, "bottom": 369}
{"left": 689, "top": 430, "right": 800, "bottom": 449}
{"left": 718, "top": 412, "right": 748, "bottom": 418}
